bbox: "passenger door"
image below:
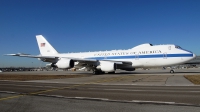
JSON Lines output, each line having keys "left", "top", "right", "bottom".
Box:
{"left": 163, "top": 53, "right": 167, "bottom": 59}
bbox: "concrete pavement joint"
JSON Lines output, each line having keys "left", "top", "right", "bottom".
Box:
{"left": 34, "top": 94, "right": 200, "bottom": 107}
{"left": 1, "top": 91, "right": 199, "bottom": 107}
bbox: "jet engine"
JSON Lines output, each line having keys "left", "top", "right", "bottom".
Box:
{"left": 55, "top": 58, "right": 74, "bottom": 69}
{"left": 98, "top": 61, "right": 116, "bottom": 72}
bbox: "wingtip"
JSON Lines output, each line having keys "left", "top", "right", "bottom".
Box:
{"left": 4, "top": 54, "right": 18, "bottom": 56}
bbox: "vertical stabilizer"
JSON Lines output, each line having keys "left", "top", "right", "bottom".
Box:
{"left": 36, "top": 35, "right": 58, "bottom": 55}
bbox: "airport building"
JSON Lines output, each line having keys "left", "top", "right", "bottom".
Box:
{"left": 188, "top": 56, "right": 200, "bottom": 63}
{"left": 175, "top": 56, "right": 200, "bottom": 68}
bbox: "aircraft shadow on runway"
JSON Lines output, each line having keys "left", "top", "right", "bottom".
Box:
{"left": 72, "top": 70, "right": 200, "bottom": 75}
{"left": 115, "top": 71, "right": 200, "bottom": 75}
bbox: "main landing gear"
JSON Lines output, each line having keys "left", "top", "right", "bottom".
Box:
{"left": 92, "top": 70, "right": 116, "bottom": 75}
{"left": 93, "top": 69, "right": 105, "bottom": 75}
{"left": 108, "top": 71, "right": 115, "bottom": 74}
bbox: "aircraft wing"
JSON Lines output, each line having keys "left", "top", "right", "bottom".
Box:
{"left": 5, "top": 54, "right": 54, "bottom": 58}
{"left": 4, "top": 53, "right": 132, "bottom": 65}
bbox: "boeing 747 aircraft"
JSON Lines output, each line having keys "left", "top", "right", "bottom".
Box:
{"left": 5, "top": 35, "right": 196, "bottom": 74}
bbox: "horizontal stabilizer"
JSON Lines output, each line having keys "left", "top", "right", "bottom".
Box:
{"left": 4, "top": 53, "right": 30, "bottom": 56}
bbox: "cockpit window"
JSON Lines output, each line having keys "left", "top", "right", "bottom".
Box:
{"left": 175, "top": 45, "right": 182, "bottom": 49}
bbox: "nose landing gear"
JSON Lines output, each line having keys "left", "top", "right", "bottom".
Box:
{"left": 170, "top": 69, "right": 175, "bottom": 73}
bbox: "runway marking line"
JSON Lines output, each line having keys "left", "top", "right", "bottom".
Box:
{"left": 0, "top": 75, "right": 135, "bottom": 101}
{"left": 0, "top": 95, "right": 24, "bottom": 101}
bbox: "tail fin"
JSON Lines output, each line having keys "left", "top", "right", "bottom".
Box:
{"left": 36, "top": 35, "right": 58, "bottom": 55}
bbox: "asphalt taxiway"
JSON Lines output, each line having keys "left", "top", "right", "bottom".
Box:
{"left": 0, "top": 68, "right": 200, "bottom": 112}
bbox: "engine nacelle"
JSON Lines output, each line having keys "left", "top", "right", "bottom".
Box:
{"left": 99, "top": 61, "right": 116, "bottom": 72}
{"left": 55, "top": 58, "right": 74, "bottom": 69}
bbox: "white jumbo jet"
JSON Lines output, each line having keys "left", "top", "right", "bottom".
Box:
{"left": 5, "top": 35, "right": 196, "bottom": 74}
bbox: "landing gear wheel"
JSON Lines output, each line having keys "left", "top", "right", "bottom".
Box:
{"left": 93, "top": 70, "right": 99, "bottom": 75}
{"left": 101, "top": 71, "right": 105, "bottom": 74}
{"left": 93, "top": 70, "right": 104, "bottom": 75}
{"left": 170, "top": 70, "right": 175, "bottom": 74}
{"left": 108, "top": 71, "right": 115, "bottom": 74}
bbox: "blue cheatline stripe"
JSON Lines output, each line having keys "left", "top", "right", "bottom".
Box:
{"left": 85, "top": 53, "right": 193, "bottom": 60}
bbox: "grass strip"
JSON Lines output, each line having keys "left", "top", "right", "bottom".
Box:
{"left": 184, "top": 75, "right": 200, "bottom": 85}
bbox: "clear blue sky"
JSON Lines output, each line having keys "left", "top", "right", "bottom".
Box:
{"left": 0, "top": 0, "right": 200, "bottom": 67}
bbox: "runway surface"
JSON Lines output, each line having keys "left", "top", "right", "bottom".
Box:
{"left": 0, "top": 68, "right": 200, "bottom": 112}
{"left": 1, "top": 92, "right": 200, "bottom": 112}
